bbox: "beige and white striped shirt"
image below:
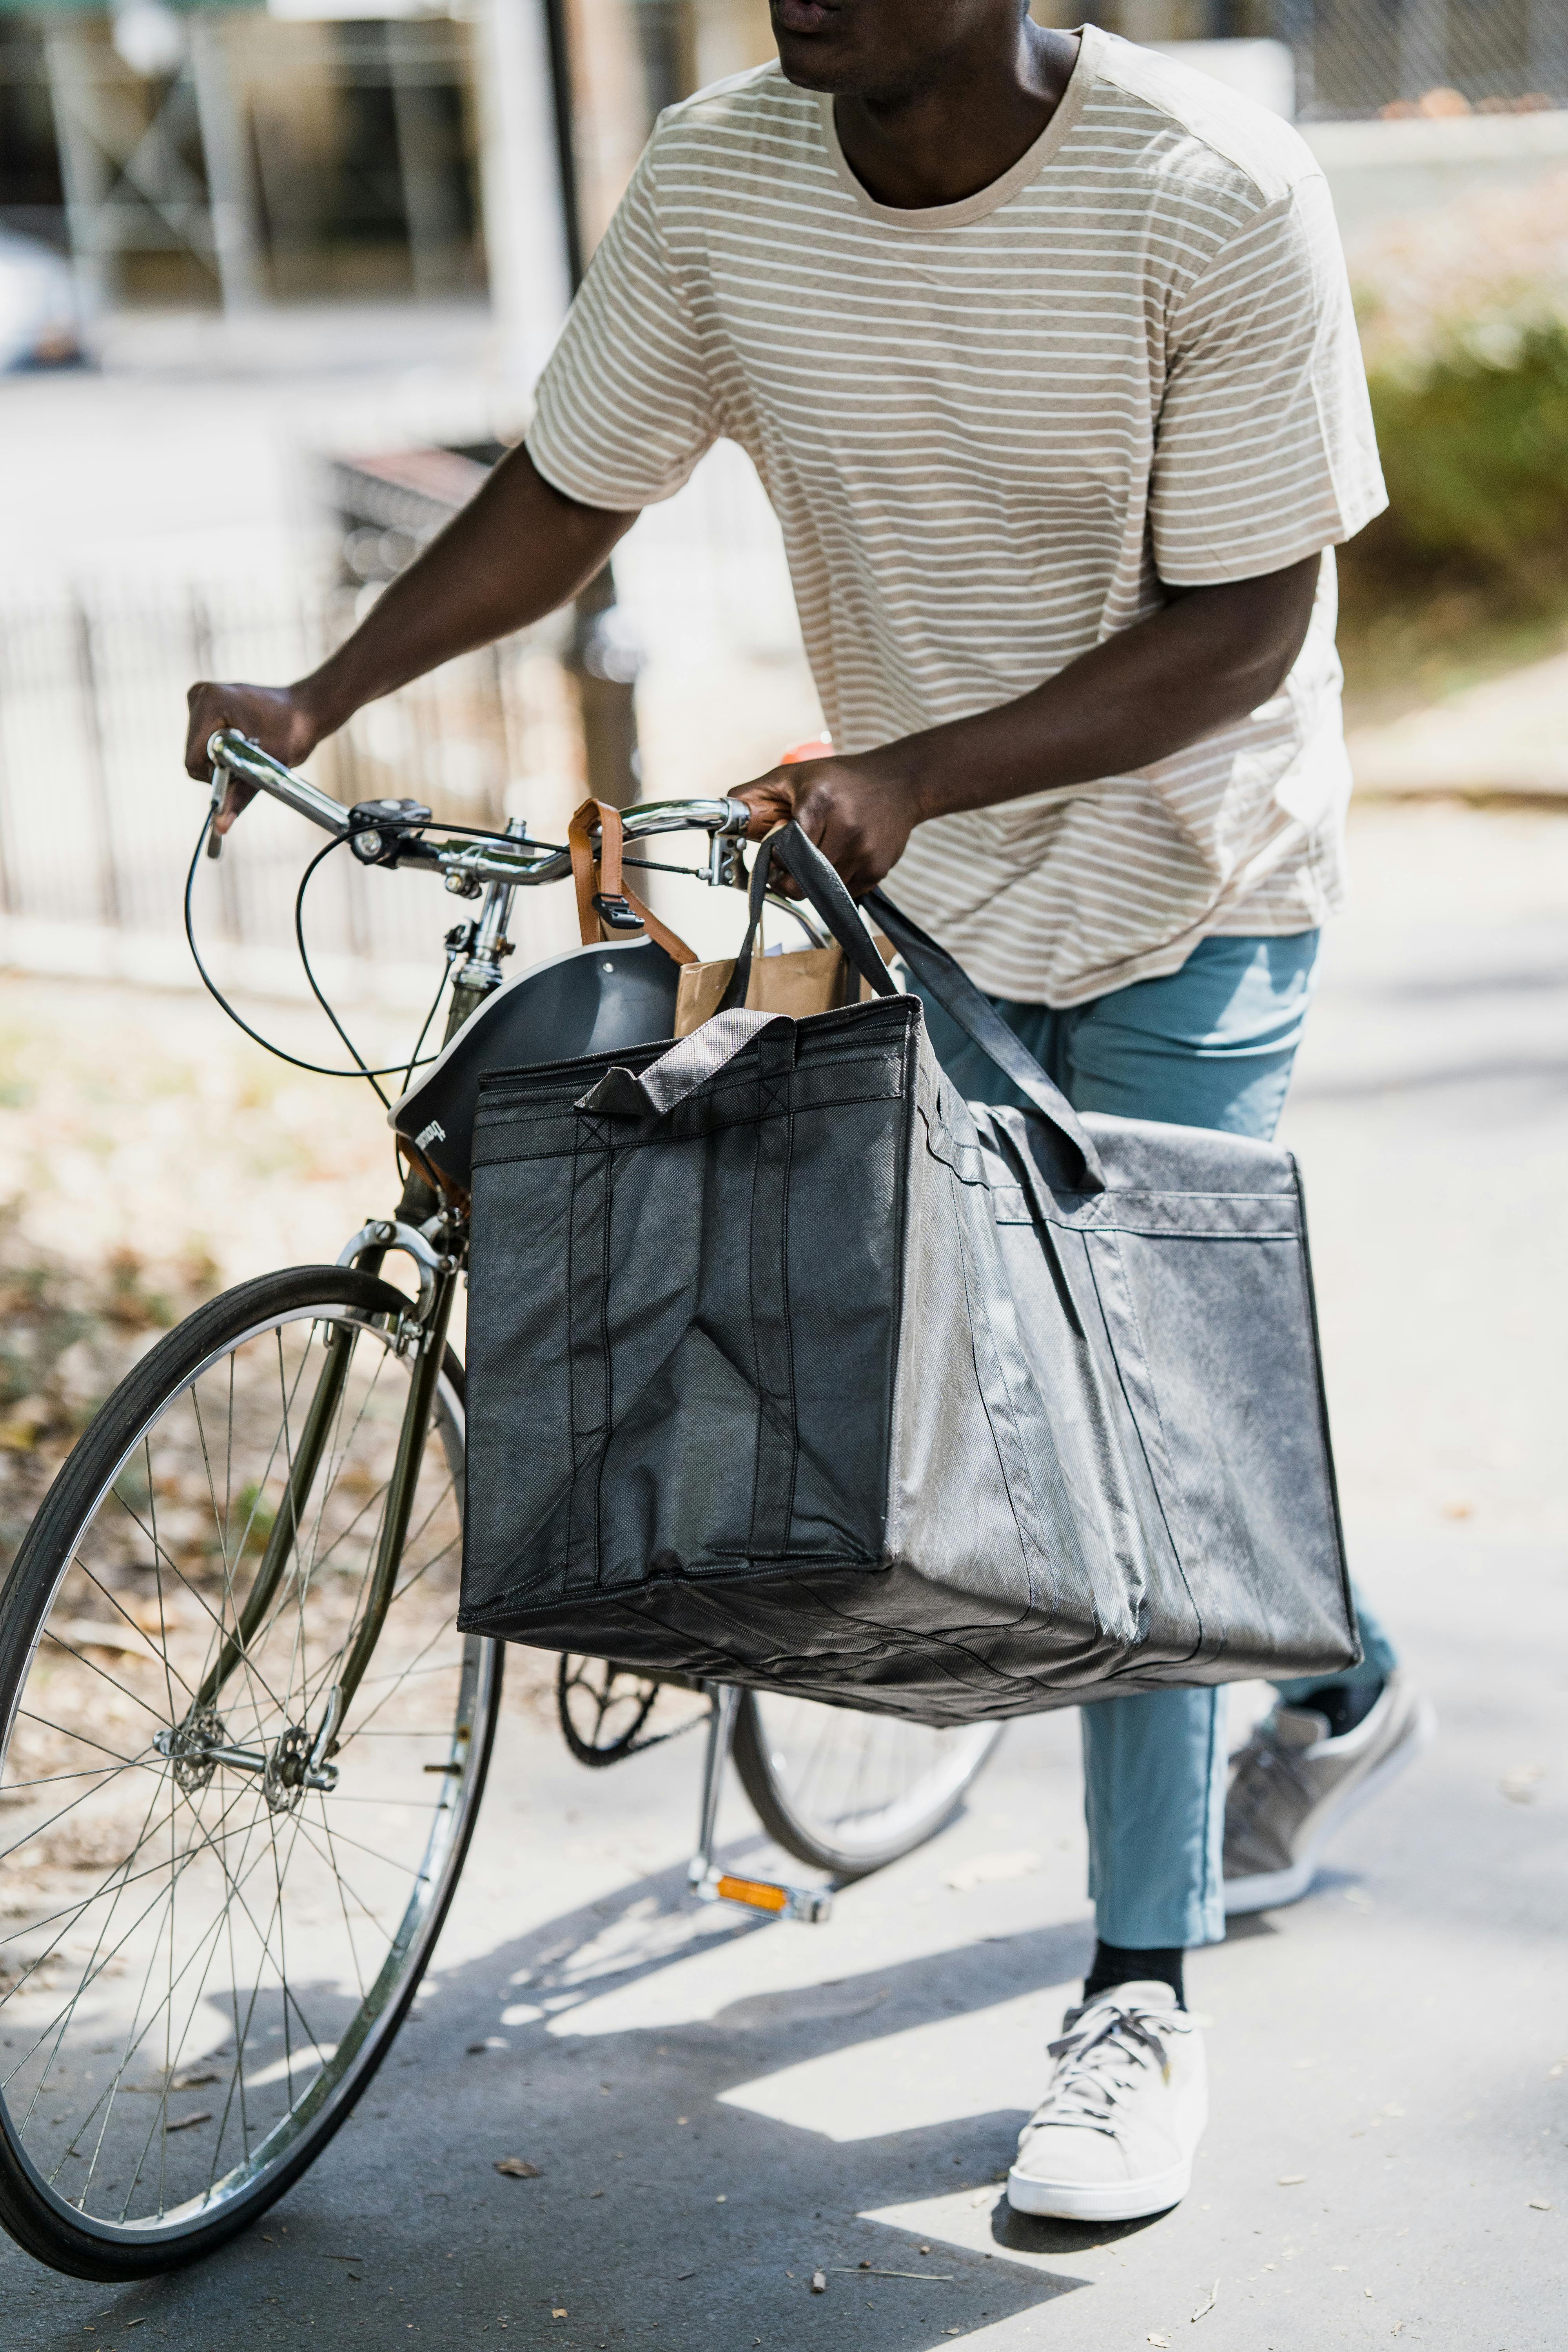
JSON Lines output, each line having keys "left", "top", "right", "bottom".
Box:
{"left": 527, "top": 26, "right": 1386, "bottom": 1006}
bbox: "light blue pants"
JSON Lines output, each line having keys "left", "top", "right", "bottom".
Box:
{"left": 916, "top": 932, "right": 1398, "bottom": 1950}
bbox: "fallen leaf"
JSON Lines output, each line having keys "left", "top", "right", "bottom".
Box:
{"left": 494, "top": 2158, "right": 542, "bottom": 2180}
{"left": 810, "top": 2272, "right": 827, "bottom": 2295}
{"left": 163, "top": 2111, "right": 211, "bottom": 2133}
{"left": 172, "top": 2070, "right": 218, "bottom": 2090}
{"left": 551, "top": 2309, "right": 567, "bottom": 2320}
{"left": 1191, "top": 2278, "right": 1218, "bottom": 2322}
{"left": 945, "top": 1849, "right": 1040, "bottom": 1892}
{"left": 1277, "top": 2175, "right": 1306, "bottom": 2186}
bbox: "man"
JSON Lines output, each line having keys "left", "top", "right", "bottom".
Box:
{"left": 187, "top": 2, "right": 1431, "bottom": 2225}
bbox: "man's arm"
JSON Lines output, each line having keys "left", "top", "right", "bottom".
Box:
{"left": 736, "top": 555, "right": 1322, "bottom": 891}
{"left": 185, "top": 449, "right": 636, "bottom": 829}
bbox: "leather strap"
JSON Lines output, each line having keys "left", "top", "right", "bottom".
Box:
{"left": 567, "top": 798, "right": 697, "bottom": 965}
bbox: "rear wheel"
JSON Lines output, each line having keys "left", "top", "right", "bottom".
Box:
{"left": 733, "top": 1691, "right": 1002, "bottom": 1879}
{"left": 0, "top": 1265, "right": 498, "bottom": 2278}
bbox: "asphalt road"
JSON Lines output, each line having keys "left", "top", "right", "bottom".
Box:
{"left": 2, "top": 798, "right": 1565, "bottom": 2350}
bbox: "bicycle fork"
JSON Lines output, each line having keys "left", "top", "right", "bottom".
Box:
{"left": 687, "top": 1684, "right": 833, "bottom": 1924}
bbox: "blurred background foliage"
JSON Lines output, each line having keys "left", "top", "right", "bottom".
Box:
{"left": 1338, "top": 166, "right": 1568, "bottom": 706}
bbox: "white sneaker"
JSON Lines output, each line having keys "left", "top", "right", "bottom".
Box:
{"left": 1007, "top": 1983, "right": 1207, "bottom": 2223}
{"left": 1223, "top": 1670, "right": 1435, "bottom": 1916}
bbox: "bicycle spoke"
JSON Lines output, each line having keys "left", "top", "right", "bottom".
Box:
{"left": 0, "top": 1292, "right": 486, "bottom": 2252}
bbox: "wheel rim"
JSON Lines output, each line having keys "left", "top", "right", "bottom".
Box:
{"left": 0, "top": 1301, "right": 491, "bottom": 2247}
{"left": 748, "top": 1694, "right": 1000, "bottom": 1867}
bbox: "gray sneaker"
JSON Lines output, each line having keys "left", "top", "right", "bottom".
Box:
{"left": 1223, "top": 1669, "right": 1434, "bottom": 1915}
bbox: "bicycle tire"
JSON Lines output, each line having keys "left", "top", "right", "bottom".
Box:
{"left": 732, "top": 1690, "right": 1003, "bottom": 1880}
{"left": 0, "top": 1265, "right": 500, "bottom": 2279}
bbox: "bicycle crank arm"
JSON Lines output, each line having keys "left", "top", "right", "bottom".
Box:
{"left": 688, "top": 1866, "right": 833, "bottom": 1925}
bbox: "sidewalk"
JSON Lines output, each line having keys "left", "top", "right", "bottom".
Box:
{"left": 1348, "top": 646, "right": 1568, "bottom": 802}
{"left": 1, "top": 797, "right": 1564, "bottom": 2349}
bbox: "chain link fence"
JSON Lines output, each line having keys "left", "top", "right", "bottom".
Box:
{"left": 1292, "top": 0, "right": 1568, "bottom": 118}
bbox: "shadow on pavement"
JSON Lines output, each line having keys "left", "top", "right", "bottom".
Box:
{"left": 9, "top": 1838, "right": 1103, "bottom": 2349}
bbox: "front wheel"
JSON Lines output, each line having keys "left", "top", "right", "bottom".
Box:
{"left": 0, "top": 1265, "right": 498, "bottom": 2279}
{"left": 733, "top": 1691, "right": 1003, "bottom": 1879}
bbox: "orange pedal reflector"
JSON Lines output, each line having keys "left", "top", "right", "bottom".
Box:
{"left": 715, "top": 1874, "right": 789, "bottom": 1913}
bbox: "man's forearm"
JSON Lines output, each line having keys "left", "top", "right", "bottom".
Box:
{"left": 298, "top": 449, "right": 636, "bottom": 731}
{"left": 893, "top": 558, "right": 1321, "bottom": 822}
{"left": 185, "top": 449, "right": 637, "bottom": 797}
{"left": 737, "top": 554, "right": 1322, "bottom": 891}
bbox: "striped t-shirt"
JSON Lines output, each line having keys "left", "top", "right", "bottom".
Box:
{"left": 526, "top": 26, "right": 1387, "bottom": 1006}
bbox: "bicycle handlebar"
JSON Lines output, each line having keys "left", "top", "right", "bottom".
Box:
{"left": 203, "top": 728, "right": 754, "bottom": 887}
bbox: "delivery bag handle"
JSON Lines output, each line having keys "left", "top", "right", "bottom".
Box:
{"left": 715, "top": 824, "right": 889, "bottom": 1013}
{"left": 579, "top": 817, "right": 1106, "bottom": 1190}
{"left": 862, "top": 884, "right": 1105, "bottom": 1191}
{"left": 761, "top": 824, "right": 1104, "bottom": 1188}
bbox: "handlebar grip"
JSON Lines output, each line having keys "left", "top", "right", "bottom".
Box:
{"left": 206, "top": 729, "right": 351, "bottom": 837}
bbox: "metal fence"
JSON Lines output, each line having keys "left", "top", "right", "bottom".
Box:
{"left": 1292, "top": 0, "right": 1568, "bottom": 118}
{"left": 0, "top": 584, "right": 587, "bottom": 1005}
{"left": 0, "top": 439, "right": 819, "bottom": 1002}
{"left": 1067, "top": 2, "right": 1568, "bottom": 116}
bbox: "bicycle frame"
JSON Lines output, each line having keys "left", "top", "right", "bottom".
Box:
{"left": 178, "top": 731, "right": 837, "bottom": 1911}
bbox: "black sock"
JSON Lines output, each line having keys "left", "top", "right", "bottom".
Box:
{"left": 1082, "top": 1940, "right": 1185, "bottom": 2010}
{"left": 1296, "top": 1677, "right": 1383, "bottom": 1739}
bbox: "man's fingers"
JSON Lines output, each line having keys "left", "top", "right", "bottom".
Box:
{"left": 212, "top": 779, "right": 254, "bottom": 836}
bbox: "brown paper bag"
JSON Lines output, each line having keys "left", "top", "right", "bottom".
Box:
{"left": 674, "top": 935, "right": 895, "bottom": 1038}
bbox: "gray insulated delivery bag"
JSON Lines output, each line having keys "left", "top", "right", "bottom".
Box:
{"left": 458, "top": 826, "right": 1358, "bottom": 1726}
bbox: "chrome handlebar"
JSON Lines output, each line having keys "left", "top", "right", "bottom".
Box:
{"left": 203, "top": 728, "right": 753, "bottom": 887}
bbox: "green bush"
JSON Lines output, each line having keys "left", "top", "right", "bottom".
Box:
{"left": 1351, "top": 323, "right": 1568, "bottom": 606}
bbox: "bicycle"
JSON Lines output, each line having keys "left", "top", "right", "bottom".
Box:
{"left": 0, "top": 730, "right": 1001, "bottom": 2280}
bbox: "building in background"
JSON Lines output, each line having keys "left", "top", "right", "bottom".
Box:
{"left": 0, "top": 0, "right": 775, "bottom": 326}
{"left": 5, "top": 3, "right": 1566, "bottom": 335}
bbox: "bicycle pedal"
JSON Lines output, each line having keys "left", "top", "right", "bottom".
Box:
{"left": 691, "top": 1868, "right": 832, "bottom": 1924}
